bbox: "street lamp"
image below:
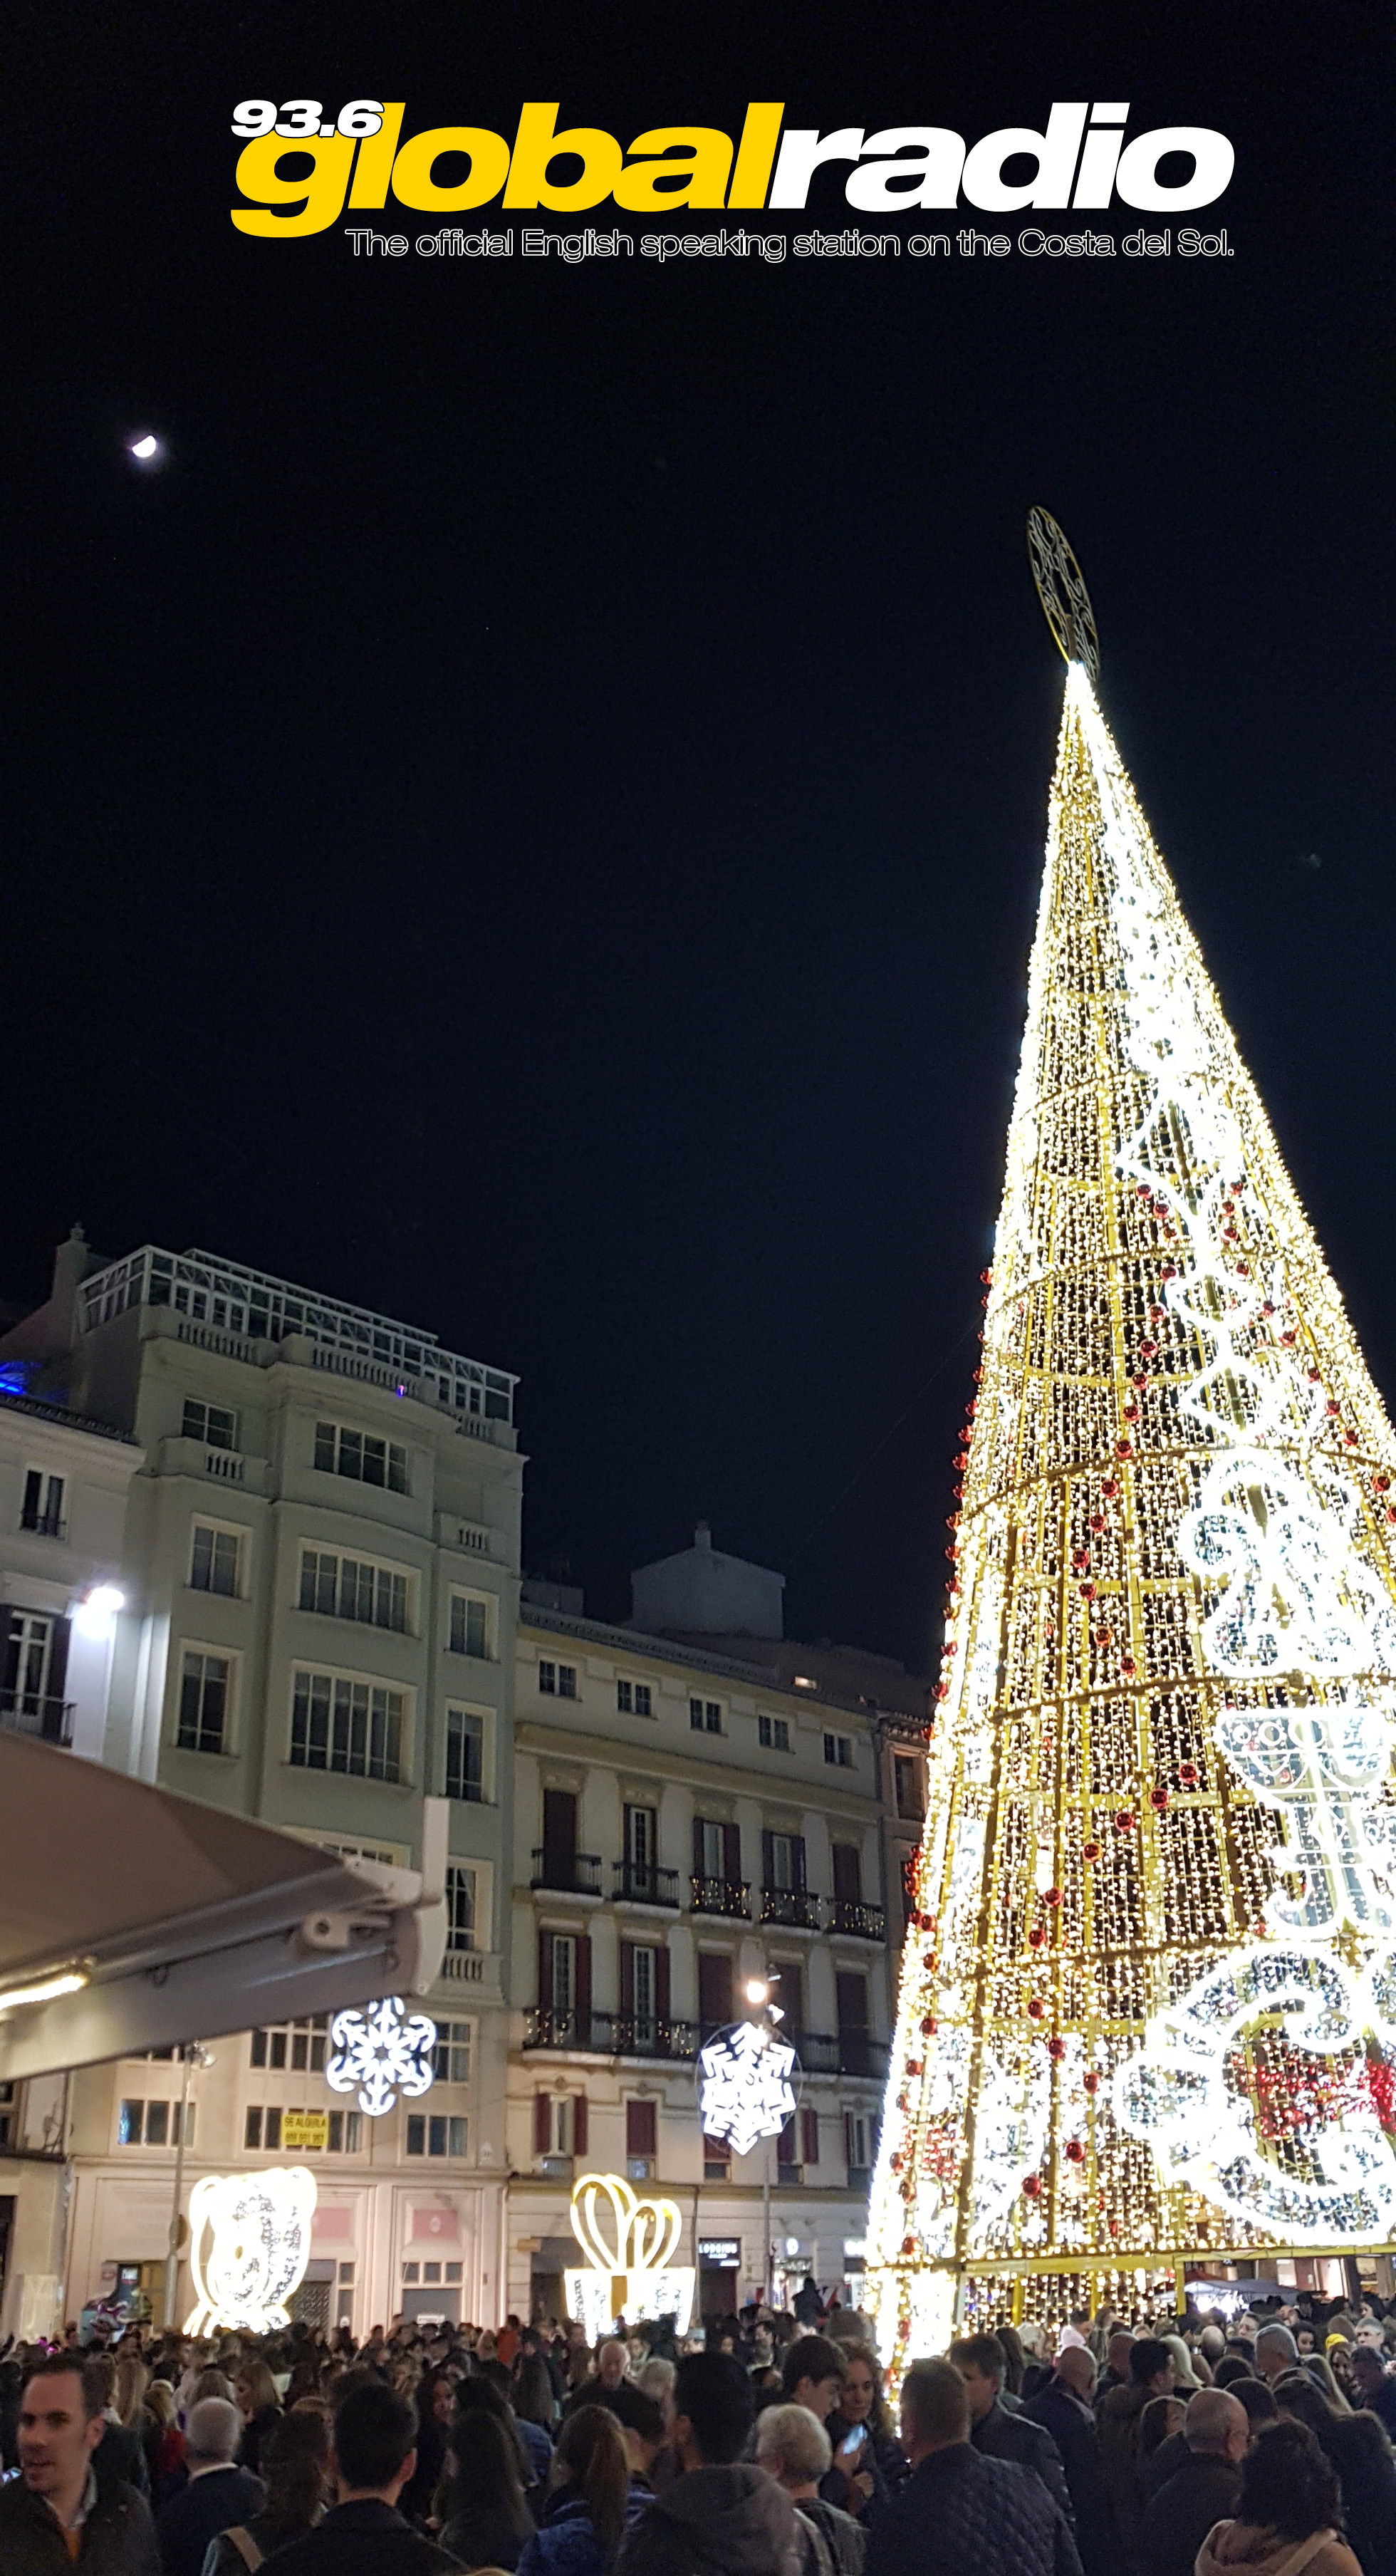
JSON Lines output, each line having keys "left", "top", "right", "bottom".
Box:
{"left": 163, "top": 2042, "right": 214, "bottom": 2328}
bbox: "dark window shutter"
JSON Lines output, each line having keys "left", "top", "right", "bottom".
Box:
{"left": 627, "top": 2099, "right": 657, "bottom": 2158}
{"left": 620, "top": 1942, "right": 635, "bottom": 2014}
{"left": 801, "top": 2107, "right": 819, "bottom": 2167}
{"left": 655, "top": 1946, "right": 670, "bottom": 2027}
{"left": 537, "top": 1930, "right": 554, "bottom": 2013}
{"left": 575, "top": 1934, "right": 593, "bottom": 2040}
{"left": 791, "top": 1835, "right": 806, "bottom": 1890}
{"left": 533, "top": 2091, "right": 551, "bottom": 2154}
{"left": 542, "top": 1787, "right": 577, "bottom": 1874}
{"left": 722, "top": 1820, "right": 741, "bottom": 1883}
{"left": 573, "top": 2092, "right": 588, "bottom": 2157}
{"left": 844, "top": 2111, "right": 857, "bottom": 2166}
{"left": 761, "top": 1829, "right": 774, "bottom": 1888}
{"left": 777, "top": 2112, "right": 798, "bottom": 2169}
{"left": 836, "top": 1970, "right": 868, "bottom": 2031}
{"left": 693, "top": 1816, "right": 707, "bottom": 1876}
{"left": 0, "top": 1609, "right": 18, "bottom": 1693}
{"left": 698, "top": 1953, "right": 731, "bottom": 2032}
{"left": 832, "top": 1842, "right": 861, "bottom": 1904}
{"left": 47, "top": 1614, "right": 72, "bottom": 1708}
{"left": 778, "top": 1962, "right": 804, "bottom": 2033}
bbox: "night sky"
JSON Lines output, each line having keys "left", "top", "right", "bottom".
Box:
{"left": 6, "top": 3, "right": 1390, "bottom": 1672}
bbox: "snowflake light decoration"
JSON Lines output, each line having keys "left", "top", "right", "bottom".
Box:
{"left": 699, "top": 2020, "right": 798, "bottom": 2157}
{"left": 326, "top": 1996, "right": 437, "bottom": 2119}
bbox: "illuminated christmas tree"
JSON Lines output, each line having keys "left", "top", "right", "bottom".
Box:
{"left": 865, "top": 514, "right": 1396, "bottom": 2358}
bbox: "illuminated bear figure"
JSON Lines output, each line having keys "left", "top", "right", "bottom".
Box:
{"left": 184, "top": 2165, "right": 317, "bottom": 2335}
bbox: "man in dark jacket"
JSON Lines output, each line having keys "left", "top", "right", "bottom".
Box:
{"left": 254, "top": 2382, "right": 460, "bottom": 2575}
{"left": 1097, "top": 2337, "right": 1175, "bottom": 2574}
{"left": 1025, "top": 2344, "right": 1117, "bottom": 2576}
{"left": 154, "top": 2401, "right": 264, "bottom": 2576}
{"left": 948, "top": 2335, "right": 1074, "bottom": 2529}
{"left": 866, "top": 2359, "right": 1081, "bottom": 2576}
{"left": 0, "top": 2352, "right": 160, "bottom": 2574}
{"left": 615, "top": 2351, "right": 809, "bottom": 2576}
{"left": 1140, "top": 2389, "right": 1247, "bottom": 2576}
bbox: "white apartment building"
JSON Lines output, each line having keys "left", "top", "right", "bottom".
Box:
{"left": 0, "top": 1234, "right": 521, "bottom": 2337}
{"left": 506, "top": 1528, "right": 898, "bottom": 2325}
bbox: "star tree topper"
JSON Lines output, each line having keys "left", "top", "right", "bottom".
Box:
{"left": 326, "top": 1995, "right": 437, "bottom": 2118}
{"left": 699, "top": 2020, "right": 798, "bottom": 2158}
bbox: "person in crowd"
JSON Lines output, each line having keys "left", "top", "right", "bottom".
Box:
{"left": 1254, "top": 2327, "right": 1300, "bottom": 2387}
{"left": 1272, "top": 2370, "right": 1396, "bottom": 2576}
{"left": 1303, "top": 2357, "right": 1354, "bottom": 2413}
{"left": 248, "top": 2380, "right": 460, "bottom": 2573}
{"left": 232, "top": 2364, "right": 282, "bottom": 2483}
{"left": 202, "top": 2407, "right": 330, "bottom": 2573}
{"left": 155, "top": 2399, "right": 264, "bottom": 2576}
{"left": 1025, "top": 2342, "right": 1118, "bottom": 2576}
{"left": 0, "top": 2352, "right": 160, "bottom": 2572}
{"left": 516, "top": 2404, "right": 647, "bottom": 2576}
{"left": 948, "top": 2336, "right": 1073, "bottom": 2528}
{"left": 1095, "top": 2334, "right": 1135, "bottom": 2415}
{"left": 480, "top": 2362, "right": 553, "bottom": 2486}
{"left": 1097, "top": 2337, "right": 1175, "bottom": 2570}
{"left": 865, "top": 2357, "right": 1080, "bottom": 2576}
{"left": 497, "top": 2319, "right": 524, "bottom": 2372}
{"left": 399, "top": 2368, "right": 459, "bottom": 2529}
{"left": 437, "top": 2408, "right": 535, "bottom": 2572}
{"left": 142, "top": 2380, "right": 187, "bottom": 2506}
{"left": 1348, "top": 2344, "right": 1396, "bottom": 2440}
{"left": 453, "top": 2374, "right": 546, "bottom": 2501}
{"left": 1214, "top": 2356, "right": 1257, "bottom": 2390}
{"left": 515, "top": 2355, "right": 561, "bottom": 2441}
{"left": 820, "top": 2344, "right": 908, "bottom": 2522}
{"left": 1160, "top": 2337, "right": 1207, "bottom": 2394}
{"left": 756, "top": 2402, "right": 865, "bottom": 2576}
{"left": 781, "top": 2338, "right": 847, "bottom": 2429}
{"left": 993, "top": 2327, "right": 1027, "bottom": 2403}
{"left": 563, "top": 2344, "right": 630, "bottom": 2421}
{"left": 793, "top": 2281, "right": 825, "bottom": 2329}
{"left": 1194, "top": 2418, "right": 1362, "bottom": 2576}
{"left": 614, "top": 2351, "right": 808, "bottom": 2576}
{"left": 1141, "top": 2388, "right": 1249, "bottom": 2576}
{"left": 1137, "top": 2394, "right": 1187, "bottom": 2500}
{"left": 88, "top": 2352, "right": 152, "bottom": 2498}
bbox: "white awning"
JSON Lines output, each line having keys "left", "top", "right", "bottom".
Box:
{"left": 0, "top": 1733, "right": 448, "bottom": 2079}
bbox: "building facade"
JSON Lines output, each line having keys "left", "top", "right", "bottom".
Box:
{"left": 0, "top": 1237, "right": 521, "bottom": 2337}
{"left": 507, "top": 1543, "right": 897, "bottom": 2325}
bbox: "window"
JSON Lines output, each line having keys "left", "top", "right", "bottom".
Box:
{"left": 550, "top": 1933, "right": 577, "bottom": 2027}
{"left": 759, "top": 1714, "right": 791, "bottom": 1752}
{"left": 190, "top": 1522, "right": 241, "bottom": 1596}
{"left": 823, "top": 1732, "right": 853, "bottom": 1768}
{"left": 625, "top": 1805, "right": 657, "bottom": 1872}
{"left": 245, "top": 2104, "right": 361, "bottom": 2152}
{"left": 182, "top": 1398, "right": 238, "bottom": 1450}
{"left": 446, "top": 1863, "right": 476, "bottom": 1953}
{"left": 616, "top": 1678, "right": 653, "bottom": 1716}
{"left": 177, "top": 1650, "right": 229, "bottom": 1754}
{"left": 538, "top": 1659, "right": 577, "bottom": 1698}
{"left": 118, "top": 2099, "right": 193, "bottom": 2146}
{"left": 801, "top": 2107, "right": 820, "bottom": 2169}
{"left": 696, "top": 1819, "right": 724, "bottom": 1877}
{"left": 894, "top": 1752, "right": 926, "bottom": 1819}
{"left": 433, "top": 2020, "right": 473, "bottom": 2084}
{"left": 299, "top": 1549, "right": 407, "bottom": 1632}
{"left": 20, "top": 1469, "right": 65, "bottom": 1537}
{"left": 249, "top": 2106, "right": 282, "bottom": 2150}
{"left": 290, "top": 1668, "right": 404, "bottom": 1782}
{"left": 449, "top": 1594, "right": 489, "bottom": 1658}
{"left": 768, "top": 1833, "right": 801, "bottom": 1891}
{"left": 444, "top": 1707, "right": 484, "bottom": 1802}
{"left": 844, "top": 2111, "right": 872, "bottom": 2177}
{"left": 690, "top": 1698, "right": 722, "bottom": 1734}
{"left": 4, "top": 1609, "right": 57, "bottom": 1712}
{"left": 251, "top": 2017, "right": 328, "bottom": 2072}
{"left": 631, "top": 1944, "right": 657, "bottom": 2040}
{"left": 0, "top": 2079, "right": 14, "bottom": 2149}
{"left": 406, "top": 2112, "right": 468, "bottom": 2157}
{"left": 313, "top": 1421, "right": 407, "bottom": 1495}
{"left": 625, "top": 2097, "right": 657, "bottom": 2178}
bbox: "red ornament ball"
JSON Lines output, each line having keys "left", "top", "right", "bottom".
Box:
{"left": 1028, "top": 1926, "right": 1046, "bottom": 1950}
{"left": 1044, "top": 1886, "right": 1063, "bottom": 1908}
{"left": 1021, "top": 2173, "right": 1041, "bottom": 2198}
{"left": 1083, "top": 1840, "right": 1102, "bottom": 1863}
{"left": 1048, "top": 2035, "right": 1066, "bottom": 2062}
{"left": 1066, "top": 2139, "right": 1086, "bottom": 2164}
{"left": 1082, "top": 2072, "right": 1100, "bottom": 2097}
{"left": 1115, "top": 1809, "right": 1137, "bottom": 1834}
{"left": 1027, "top": 1998, "right": 1045, "bottom": 2020}
{"left": 1179, "top": 1760, "right": 1199, "bottom": 1786}
{"left": 1150, "top": 1787, "right": 1170, "bottom": 1812}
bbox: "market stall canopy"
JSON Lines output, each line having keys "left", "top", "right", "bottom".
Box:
{"left": 0, "top": 1734, "right": 448, "bottom": 2079}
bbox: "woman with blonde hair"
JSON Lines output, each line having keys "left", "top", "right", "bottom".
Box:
{"left": 234, "top": 2355, "right": 282, "bottom": 2478}
{"left": 115, "top": 2353, "right": 150, "bottom": 2430}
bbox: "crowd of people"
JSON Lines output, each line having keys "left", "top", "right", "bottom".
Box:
{"left": 4, "top": 2282, "right": 1396, "bottom": 2576}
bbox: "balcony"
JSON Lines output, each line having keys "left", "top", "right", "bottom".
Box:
{"left": 530, "top": 1849, "right": 603, "bottom": 1896}
{"left": 691, "top": 1876, "right": 750, "bottom": 1919}
{"left": 19, "top": 1504, "right": 66, "bottom": 1539}
{"left": 0, "top": 1690, "right": 74, "bottom": 1747}
{"left": 759, "top": 1886, "right": 822, "bottom": 1931}
{"left": 612, "top": 1861, "right": 679, "bottom": 1908}
{"left": 829, "top": 1900, "right": 887, "bottom": 1943}
{"left": 523, "top": 2009, "right": 699, "bottom": 2062}
{"left": 794, "top": 2030, "right": 890, "bottom": 2080}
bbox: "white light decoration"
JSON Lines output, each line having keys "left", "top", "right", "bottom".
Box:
{"left": 563, "top": 2171, "right": 695, "bottom": 2337}
{"left": 74, "top": 1584, "right": 125, "bottom": 1640}
{"left": 698, "top": 2020, "right": 798, "bottom": 2158}
{"left": 184, "top": 2166, "right": 316, "bottom": 2334}
{"left": 325, "top": 1995, "right": 437, "bottom": 2117}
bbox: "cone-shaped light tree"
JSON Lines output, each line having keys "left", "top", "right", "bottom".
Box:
{"left": 865, "top": 515, "right": 1396, "bottom": 2359}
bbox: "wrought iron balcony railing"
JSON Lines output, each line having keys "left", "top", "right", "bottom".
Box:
{"left": 611, "top": 1861, "right": 680, "bottom": 1908}
{"left": 829, "top": 1900, "right": 887, "bottom": 1942}
{"left": 690, "top": 1876, "right": 750, "bottom": 1919}
{"left": 523, "top": 2008, "right": 699, "bottom": 2062}
{"left": 529, "top": 1849, "right": 603, "bottom": 1896}
{"left": 759, "top": 1885, "right": 822, "bottom": 1931}
{"left": 0, "top": 1690, "right": 74, "bottom": 1746}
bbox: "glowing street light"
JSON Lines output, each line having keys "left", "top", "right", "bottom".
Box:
{"left": 75, "top": 1584, "right": 125, "bottom": 1640}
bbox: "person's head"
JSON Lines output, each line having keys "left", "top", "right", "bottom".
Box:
{"left": 1128, "top": 2338, "right": 1175, "bottom": 2399}
{"left": 782, "top": 2334, "right": 846, "bottom": 2424}
{"left": 1230, "top": 2377, "right": 1281, "bottom": 2434}
{"left": 85, "top": 2351, "right": 117, "bottom": 2411}
{"left": 192, "top": 2365, "right": 234, "bottom": 2405}
{"left": 260, "top": 2409, "right": 331, "bottom": 2538}
{"left": 1160, "top": 2334, "right": 1203, "bottom": 2392}
{"left": 144, "top": 2379, "right": 176, "bottom": 2430}
{"left": 1054, "top": 2345, "right": 1097, "bottom": 2404}
{"left": 994, "top": 2324, "right": 1026, "bottom": 2397}
{"left": 1254, "top": 2324, "right": 1299, "bottom": 2384}
{"left": 637, "top": 2357, "right": 675, "bottom": 2409}
{"left": 948, "top": 2334, "right": 1007, "bottom": 2423}
{"left": 1138, "top": 2394, "right": 1186, "bottom": 2458}
{"left": 1106, "top": 2330, "right": 1135, "bottom": 2379}
{"left": 836, "top": 2344, "right": 891, "bottom": 2439}
{"left": 331, "top": 2382, "right": 417, "bottom": 2504}
{"left": 900, "top": 2358, "right": 972, "bottom": 2466}
{"left": 1213, "top": 2352, "right": 1256, "bottom": 2389}
{"left": 444, "top": 2409, "right": 528, "bottom": 2528}
{"left": 549, "top": 2404, "right": 632, "bottom": 2552}
{"left": 670, "top": 2352, "right": 755, "bottom": 2471}
{"left": 1199, "top": 2325, "right": 1226, "bottom": 2361}
{"left": 513, "top": 2352, "right": 556, "bottom": 2429}
{"left": 1350, "top": 2345, "right": 1390, "bottom": 2399}
{"left": 18, "top": 2360, "right": 106, "bottom": 2512}
{"left": 596, "top": 2338, "right": 629, "bottom": 2392}
{"left": 1235, "top": 2419, "right": 1340, "bottom": 2542}
{"left": 609, "top": 2383, "right": 665, "bottom": 2478}
{"left": 1185, "top": 2387, "right": 1249, "bottom": 2465}
{"left": 186, "top": 2392, "right": 239, "bottom": 2462}
{"left": 755, "top": 2402, "right": 832, "bottom": 2500}
{"left": 1296, "top": 2327, "right": 1316, "bottom": 2357}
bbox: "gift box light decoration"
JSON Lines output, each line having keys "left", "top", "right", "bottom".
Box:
{"left": 326, "top": 1995, "right": 437, "bottom": 2118}
{"left": 184, "top": 2166, "right": 317, "bottom": 2334}
{"left": 563, "top": 2171, "right": 695, "bottom": 2339}
{"left": 865, "top": 513, "right": 1396, "bottom": 2358}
